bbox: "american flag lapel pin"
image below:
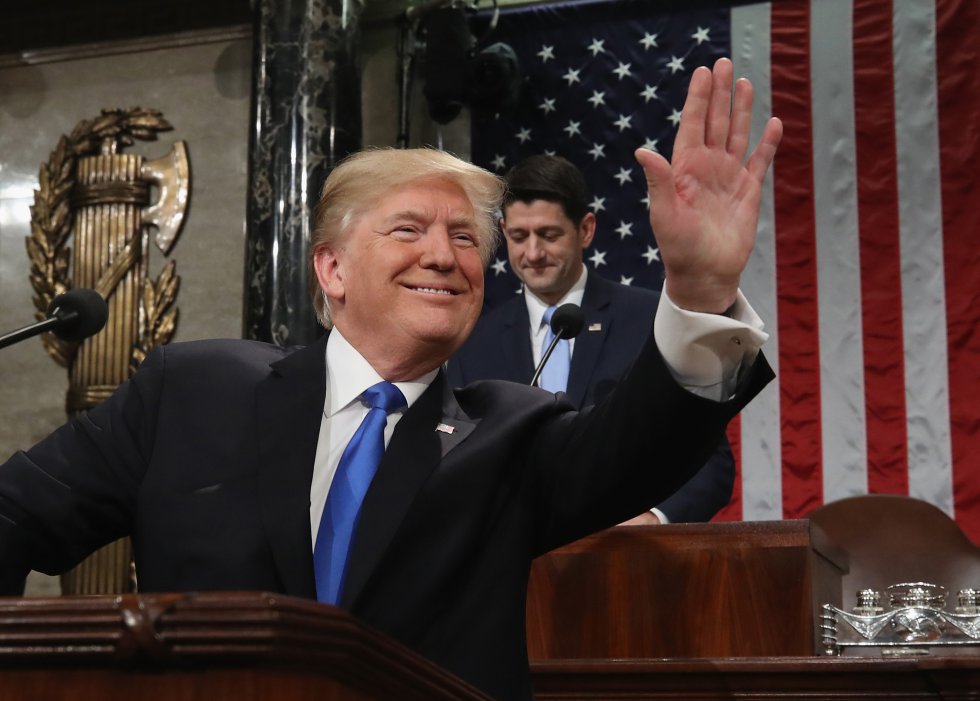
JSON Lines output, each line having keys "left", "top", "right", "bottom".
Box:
{"left": 588, "top": 323, "right": 602, "bottom": 332}
{"left": 435, "top": 423, "right": 455, "bottom": 434}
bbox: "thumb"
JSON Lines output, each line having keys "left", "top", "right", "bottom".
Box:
{"left": 634, "top": 147, "right": 676, "bottom": 221}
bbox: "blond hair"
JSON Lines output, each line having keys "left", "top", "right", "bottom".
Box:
{"left": 309, "top": 148, "right": 505, "bottom": 328}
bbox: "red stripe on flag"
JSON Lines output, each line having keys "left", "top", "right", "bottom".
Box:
{"left": 770, "top": 1, "right": 823, "bottom": 519}
{"left": 936, "top": 0, "right": 980, "bottom": 544}
{"left": 852, "top": 0, "right": 909, "bottom": 496}
{"left": 712, "top": 417, "right": 743, "bottom": 522}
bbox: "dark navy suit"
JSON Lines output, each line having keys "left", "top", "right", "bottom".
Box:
{"left": 447, "top": 273, "right": 736, "bottom": 522}
{"left": 0, "top": 325, "right": 769, "bottom": 700}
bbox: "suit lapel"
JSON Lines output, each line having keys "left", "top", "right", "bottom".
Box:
{"left": 340, "top": 372, "right": 476, "bottom": 608}
{"left": 566, "top": 275, "right": 613, "bottom": 408}
{"left": 254, "top": 334, "right": 329, "bottom": 599}
{"left": 499, "top": 297, "right": 536, "bottom": 384}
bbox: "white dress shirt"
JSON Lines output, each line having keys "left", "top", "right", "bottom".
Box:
{"left": 655, "top": 286, "right": 768, "bottom": 401}
{"left": 525, "top": 266, "right": 588, "bottom": 368}
{"left": 308, "top": 329, "right": 437, "bottom": 542}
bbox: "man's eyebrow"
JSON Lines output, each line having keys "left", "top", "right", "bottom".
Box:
{"left": 447, "top": 211, "right": 477, "bottom": 228}
{"left": 381, "top": 208, "right": 429, "bottom": 225}
{"left": 505, "top": 224, "right": 565, "bottom": 235}
{"left": 380, "top": 209, "right": 477, "bottom": 228}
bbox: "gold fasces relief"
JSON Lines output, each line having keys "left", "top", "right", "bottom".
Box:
{"left": 143, "top": 141, "right": 190, "bottom": 256}
{"left": 28, "top": 107, "right": 189, "bottom": 379}
{"left": 27, "top": 108, "right": 191, "bottom": 595}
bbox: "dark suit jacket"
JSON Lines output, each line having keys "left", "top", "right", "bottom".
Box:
{"left": 0, "top": 331, "right": 771, "bottom": 700}
{"left": 446, "top": 273, "right": 736, "bottom": 522}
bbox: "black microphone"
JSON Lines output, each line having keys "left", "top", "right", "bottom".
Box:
{"left": 0, "top": 289, "right": 109, "bottom": 350}
{"left": 529, "top": 303, "right": 585, "bottom": 388}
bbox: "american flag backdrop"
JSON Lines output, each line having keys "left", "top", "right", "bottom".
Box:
{"left": 467, "top": 0, "right": 980, "bottom": 541}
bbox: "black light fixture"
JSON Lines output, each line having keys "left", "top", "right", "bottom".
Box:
{"left": 418, "top": 5, "right": 475, "bottom": 125}
{"left": 416, "top": 2, "right": 521, "bottom": 125}
{"left": 467, "top": 41, "right": 521, "bottom": 115}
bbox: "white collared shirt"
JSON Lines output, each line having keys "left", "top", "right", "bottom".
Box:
{"left": 655, "top": 286, "right": 768, "bottom": 401}
{"left": 525, "top": 266, "right": 588, "bottom": 368}
{"left": 308, "top": 329, "right": 437, "bottom": 542}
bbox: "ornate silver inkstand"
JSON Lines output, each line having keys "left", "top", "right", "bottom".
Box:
{"left": 821, "top": 583, "right": 980, "bottom": 656}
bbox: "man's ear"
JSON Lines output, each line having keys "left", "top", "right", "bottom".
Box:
{"left": 579, "top": 211, "right": 597, "bottom": 249}
{"left": 313, "top": 245, "right": 345, "bottom": 304}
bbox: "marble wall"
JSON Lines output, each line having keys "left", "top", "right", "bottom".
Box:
{"left": 0, "top": 20, "right": 470, "bottom": 595}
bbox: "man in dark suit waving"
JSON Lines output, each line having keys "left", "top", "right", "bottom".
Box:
{"left": 447, "top": 154, "right": 735, "bottom": 524}
{"left": 0, "top": 59, "right": 781, "bottom": 700}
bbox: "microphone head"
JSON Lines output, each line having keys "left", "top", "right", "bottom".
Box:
{"left": 46, "top": 289, "right": 109, "bottom": 342}
{"left": 550, "top": 303, "right": 585, "bottom": 340}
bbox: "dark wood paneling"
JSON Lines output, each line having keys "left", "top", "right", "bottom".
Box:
{"left": 531, "top": 656, "right": 980, "bottom": 700}
{"left": 526, "top": 520, "right": 846, "bottom": 659}
{"left": 1, "top": 0, "right": 250, "bottom": 54}
{"left": 0, "top": 591, "right": 490, "bottom": 701}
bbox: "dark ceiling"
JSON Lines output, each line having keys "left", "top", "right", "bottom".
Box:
{"left": 1, "top": 0, "right": 252, "bottom": 55}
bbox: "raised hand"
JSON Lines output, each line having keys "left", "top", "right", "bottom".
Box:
{"left": 635, "top": 58, "right": 782, "bottom": 314}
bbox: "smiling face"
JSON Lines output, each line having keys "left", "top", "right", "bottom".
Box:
{"left": 313, "top": 177, "right": 485, "bottom": 380}
{"left": 502, "top": 199, "right": 596, "bottom": 305}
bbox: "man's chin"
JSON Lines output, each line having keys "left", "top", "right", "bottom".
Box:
{"left": 523, "top": 283, "right": 559, "bottom": 299}
{"left": 519, "top": 271, "right": 553, "bottom": 289}
{"left": 412, "top": 323, "right": 474, "bottom": 356}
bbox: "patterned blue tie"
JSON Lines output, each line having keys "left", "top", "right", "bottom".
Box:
{"left": 539, "top": 305, "right": 571, "bottom": 393}
{"left": 314, "top": 381, "right": 406, "bottom": 605}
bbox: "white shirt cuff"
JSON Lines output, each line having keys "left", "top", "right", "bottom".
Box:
{"left": 650, "top": 507, "right": 669, "bottom": 524}
{"left": 653, "top": 286, "right": 769, "bottom": 401}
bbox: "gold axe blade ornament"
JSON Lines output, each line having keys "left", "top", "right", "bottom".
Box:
{"left": 27, "top": 107, "right": 191, "bottom": 595}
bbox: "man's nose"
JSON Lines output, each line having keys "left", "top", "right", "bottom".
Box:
{"left": 419, "top": 230, "right": 457, "bottom": 270}
{"left": 525, "top": 237, "right": 546, "bottom": 261}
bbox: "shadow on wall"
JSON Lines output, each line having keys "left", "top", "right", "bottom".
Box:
{"left": 0, "top": 63, "right": 48, "bottom": 119}
{"left": 213, "top": 39, "right": 250, "bottom": 101}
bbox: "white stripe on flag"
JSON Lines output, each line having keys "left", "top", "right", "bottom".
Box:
{"left": 892, "top": 1, "right": 954, "bottom": 514}
{"left": 732, "top": 2, "right": 782, "bottom": 521}
{"left": 811, "top": 0, "right": 868, "bottom": 503}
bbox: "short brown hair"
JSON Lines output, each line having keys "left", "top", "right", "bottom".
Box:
{"left": 503, "top": 154, "right": 590, "bottom": 224}
{"left": 310, "top": 148, "right": 505, "bottom": 327}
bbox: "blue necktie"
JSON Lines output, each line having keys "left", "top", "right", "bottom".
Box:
{"left": 539, "top": 305, "right": 571, "bottom": 393}
{"left": 314, "top": 381, "right": 406, "bottom": 605}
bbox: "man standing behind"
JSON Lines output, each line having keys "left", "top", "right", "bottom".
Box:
{"left": 447, "top": 154, "right": 735, "bottom": 524}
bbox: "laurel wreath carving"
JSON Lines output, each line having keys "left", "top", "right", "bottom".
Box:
{"left": 131, "top": 260, "right": 180, "bottom": 374}
{"left": 27, "top": 107, "right": 177, "bottom": 368}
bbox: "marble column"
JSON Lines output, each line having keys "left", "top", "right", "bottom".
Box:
{"left": 244, "top": 0, "right": 363, "bottom": 345}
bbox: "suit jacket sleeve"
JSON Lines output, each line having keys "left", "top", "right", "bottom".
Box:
{"left": 0, "top": 346, "right": 163, "bottom": 593}
{"left": 525, "top": 331, "right": 773, "bottom": 554}
{"left": 654, "top": 434, "right": 735, "bottom": 523}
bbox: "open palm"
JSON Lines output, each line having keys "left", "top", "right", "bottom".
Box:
{"left": 636, "top": 58, "right": 782, "bottom": 314}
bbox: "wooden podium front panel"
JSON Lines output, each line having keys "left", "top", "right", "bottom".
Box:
{"left": 0, "top": 592, "right": 490, "bottom": 701}
{"left": 526, "top": 520, "right": 844, "bottom": 659}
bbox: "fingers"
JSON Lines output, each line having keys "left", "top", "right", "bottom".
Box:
{"left": 727, "top": 78, "right": 754, "bottom": 161}
{"left": 663, "top": 57, "right": 781, "bottom": 184}
{"left": 673, "top": 65, "right": 712, "bottom": 152}
{"left": 705, "top": 58, "right": 734, "bottom": 148}
{"left": 746, "top": 117, "right": 783, "bottom": 183}
{"left": 677, "top": 58, "right": 766, "bottom": 165}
